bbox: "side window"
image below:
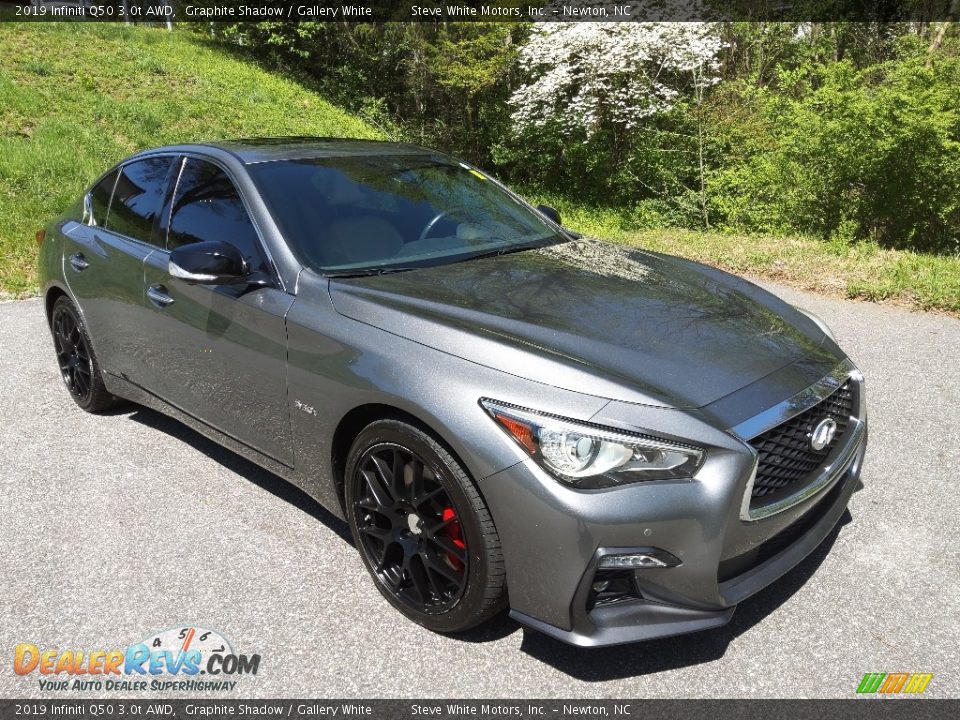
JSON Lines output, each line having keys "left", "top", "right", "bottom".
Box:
{"left": 167, "top": 159, "right": 268, "bottom": 274}
{"left": 88, "top": 168, "right": 119, "bottom": 227}
{"left": 105, "top": 157, "right": 174, "bottom": 246}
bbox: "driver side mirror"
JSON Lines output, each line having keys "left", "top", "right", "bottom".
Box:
{"left": 536, "top": 204, "right": 582, "bottom": 240}
{"left": 169, "top": 240, "right": 247, "bottom": 285}
{"left": 537, "top": 204, "right": 562, "bottom": 225}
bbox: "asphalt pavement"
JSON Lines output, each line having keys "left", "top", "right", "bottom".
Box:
{"left": 1, "top": 283, "right": 958, "bottom": 699}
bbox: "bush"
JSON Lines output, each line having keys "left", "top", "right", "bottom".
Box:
{"left": 711, "top": 55, "right": 960, "bottom": 254}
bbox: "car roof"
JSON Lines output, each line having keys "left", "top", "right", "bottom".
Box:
{"left": 147, "top": 137, "right": 446, "bottom": 165}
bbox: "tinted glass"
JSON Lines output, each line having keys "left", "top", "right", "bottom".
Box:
{"left": 168, "top": 159, "right": 268, "bottom": 274}
{"left": 88, "top": 168, "right": 118, "bottom": 227}
{"left": 106, "top": 157, "right": 173, "bottom": 245}
{"left": 246, "top": 156, "right": 562, "bottom": 273}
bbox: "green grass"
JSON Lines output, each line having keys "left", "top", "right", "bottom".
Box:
{"left": 529, "top": 193, "right": 960, "bottom": 317}
{"left": 0, "top": 22, "right": 380, "bottom": 297}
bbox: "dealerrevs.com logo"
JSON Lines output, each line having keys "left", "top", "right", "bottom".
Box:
{"left": 14, "top": 626, "right": 260, "bottom": 692}
{"left": 856, "top": 673, "right": 934, "bottom": 696}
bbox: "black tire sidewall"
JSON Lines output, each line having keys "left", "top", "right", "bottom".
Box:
{"left": 344, "top": 420, "right": 495, "bottom": 633}
{"left": 51, "top": 296, "right": 110, "bottom": 412}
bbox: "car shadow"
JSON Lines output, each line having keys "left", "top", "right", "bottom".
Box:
{"left": 124, "top": 405, "right": 353, "bottom": 545}
{"left": 517, "top": 510, "right": 852, "bottom": 680}
{"left": 121, "top": 404, "right": 853, "bottom": 656}
{"left": 121, "top": 404, "right": 522, "bottom": 642}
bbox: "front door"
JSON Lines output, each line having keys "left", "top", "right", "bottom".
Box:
{"left": 141, "top": 156, "right": 295, "bottom": 466}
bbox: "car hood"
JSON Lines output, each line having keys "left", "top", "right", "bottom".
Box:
{"left": 328, "top": 239, "right": 836, "bottom": 408}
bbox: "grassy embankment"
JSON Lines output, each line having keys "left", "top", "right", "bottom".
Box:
{"left": 1, "top": 22, "right": 958, "bottom": 316}
{"left": 0, "top": 22, "right": 379, "bottom": 297}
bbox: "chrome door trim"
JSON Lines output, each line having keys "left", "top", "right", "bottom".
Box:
{"left": 82, "top": 193, "right": 94, "bottom": 226}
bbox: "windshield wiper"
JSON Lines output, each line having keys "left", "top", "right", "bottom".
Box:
{"left": 324, "top": 266, "right": 421, "bottom": 278}
{"left": 462, "top": 237, "right": 565, "bottom": 263}
{"left": 324, "top": 237, "right": 567, "bottom": 277}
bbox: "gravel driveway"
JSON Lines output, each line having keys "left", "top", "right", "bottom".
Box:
{"left": 1, "top": 283, "right": 958, "bottom": 699}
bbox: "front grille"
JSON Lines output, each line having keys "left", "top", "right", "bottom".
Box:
{"left": 748, "top": 380, "right": 854, "bottom": 507}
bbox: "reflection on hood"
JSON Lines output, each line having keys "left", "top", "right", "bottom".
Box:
{"left": 329, "top": 239, "right": 833, "bottom": 408}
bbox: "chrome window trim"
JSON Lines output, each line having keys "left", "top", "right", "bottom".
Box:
{"left": 94, "top": 154, "right": 178, "bottom": 245}
{"left": 734, "top": 358, "right": 866, "bottom": 522}
{"left": 84, "top": 167, "right": 121, "bottom": 228}
{"left": 82, "top": 192, "right": 94, "bottom": 226}
{"left": 162, "top": 155, "right": 187, "bottom": 242}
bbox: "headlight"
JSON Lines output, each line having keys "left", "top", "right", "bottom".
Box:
{"left": 480, "top": 400, "right": 703, "bottom": 488}
{"left": 797, "top": 307, "right": 837, "bottom": 342}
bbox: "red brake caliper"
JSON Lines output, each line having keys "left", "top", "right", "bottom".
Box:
{"left": 441, "top": 507, "right": 466, "bottom": 571}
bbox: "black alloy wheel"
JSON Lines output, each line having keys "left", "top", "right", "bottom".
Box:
{"left": 52, "top": 301, "right": 93, "bottom": 403}
{"left": 49, "top": 296, "right": 119, "bottom": 413}
{"left": 345, "top": 420, "right": 506, "bottom": 633}
{"left": 354, "top": 443, "right": 468, "bottom": 612}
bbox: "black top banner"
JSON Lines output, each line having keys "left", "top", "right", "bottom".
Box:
{"left": 2, "top": 0, "right": 960, "bottom": 22}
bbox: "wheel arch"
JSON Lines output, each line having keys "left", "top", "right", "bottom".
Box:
{"left": 43, "top": 283, "right": 112, "bottom": 393}
{"left": 44, "top": 284, "right": 70, "bottom": 326}
{"left": 329, "top": 402, "right": 483, "bottom": 517}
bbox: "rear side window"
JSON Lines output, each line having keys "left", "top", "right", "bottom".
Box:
{"left": 88, "top": 168, "right": 118, "bottom": 227}
{"left": 105, "top": 157, "right": 174, "bottom": 246}
{"left": 168, "top": 158, "right": 268, "bottom": 274}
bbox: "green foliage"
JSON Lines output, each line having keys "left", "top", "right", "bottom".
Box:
{"left": 492, "top": 110, "right": 710, "bottom": 227}
{"left": 711, "top": 54, "right": 960, "bottom": 253}
{"left": 0, "top": 22, "right": 379, "bottom": 296}
{"left": 207, "top": 21, "right": 522, "bottom": 165}
{"left": 205, "top": 20, "right": 960, "bottom": 256}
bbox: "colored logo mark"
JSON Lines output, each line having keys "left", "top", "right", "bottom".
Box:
{"left": 857, "top": 673, "right": 933, "bottom": 695}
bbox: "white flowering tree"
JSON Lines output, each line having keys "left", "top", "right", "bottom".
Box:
{"left": 510, "top": 21, "right": 723, "bottom": 135}
{"left": 508, "top": 18, "right": 724, "bottom": 225}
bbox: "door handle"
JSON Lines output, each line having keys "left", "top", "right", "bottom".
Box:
{"left": 147, "top": 284, "right": 175, "bottom": 307}
{"left": 69, "top": 252, "right": 89, "bottom": 272}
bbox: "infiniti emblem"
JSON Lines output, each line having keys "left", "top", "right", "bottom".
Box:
{"left": 809, "top": 417, "right": 838, "bottom": 451}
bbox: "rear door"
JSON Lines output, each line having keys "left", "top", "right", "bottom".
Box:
{"left": 62, "top": 156, "right": 176, "bottom": 380}
{"left": 141, "top": 156, "right": 295, "bottom": 466}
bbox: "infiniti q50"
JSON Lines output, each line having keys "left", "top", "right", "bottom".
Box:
{"left": 37, "top": 139, "right": 867, "bottom": 646}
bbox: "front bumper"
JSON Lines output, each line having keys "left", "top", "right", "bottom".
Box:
{"left": 481, "top": 362, "right": 867, "bottom": 647}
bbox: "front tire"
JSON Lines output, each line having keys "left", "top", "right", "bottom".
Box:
{"left": 344, "top": 419, "right": 507, "bottom": 633}
{"left": 49, "top": 295, "right": 120, "bottom": 413}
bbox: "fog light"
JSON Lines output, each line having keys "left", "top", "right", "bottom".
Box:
{"left": 598, "top": 550, "right": 680, "bottom": 570}
{"left": 587, "top": 570, "right": 639, "bottom": 610}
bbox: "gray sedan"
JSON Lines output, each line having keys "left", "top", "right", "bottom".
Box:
{"left": 36, "top": 138, "right": 867, "bottom": 647}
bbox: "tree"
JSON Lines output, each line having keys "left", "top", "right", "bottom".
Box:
{"left": 509, "top": 22, "right": 724, "bottom": 136}
{"left": 504, "top": 20, "right": 723, "bottom": 220}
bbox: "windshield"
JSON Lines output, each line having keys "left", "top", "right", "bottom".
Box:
{"left": 246, "top": 155, "right": 564, "bottom": 274}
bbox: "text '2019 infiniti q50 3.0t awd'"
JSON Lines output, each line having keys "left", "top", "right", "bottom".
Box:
{"left": 38, "top": 138, "right": 867, "bottom": 647}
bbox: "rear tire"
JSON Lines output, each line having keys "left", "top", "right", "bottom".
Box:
{"left": 344, "top": 419, "right": 507, "bottom": 633}
{"left": 49, "top": 295, "right": 121, "bottom": 413}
